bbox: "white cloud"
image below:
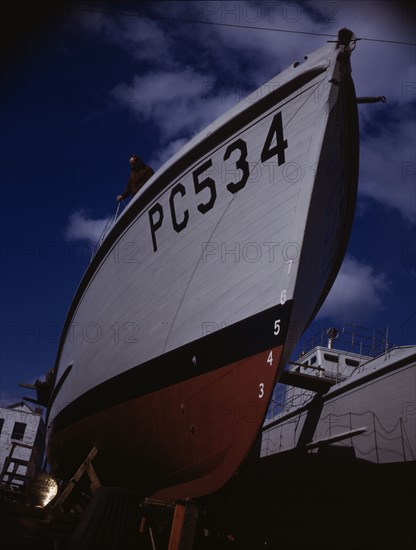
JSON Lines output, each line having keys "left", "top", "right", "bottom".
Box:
{"left": 64, "top": 210, "right": 110, "bottom": 245}
{"left": 174, "top": 0, "right": 415, "bottom": 102}
{"left": 149, "top": 137, "right": 189, "bottom": 170}
{"left": 359, "top": 112, "right": 416, "bottom": 224}
{"left": 78, "top": 9, "right": 175, "bottom": 65}
{"left": 317, "top": 255, "right": 390, "bottom": 322}
{"left": 114, "top": 68, "right": 207, "bottom": 118}
{"left": 113, "top": 68, "right": 235, "bottom": 141}
{"left": 79, "top": 1, "right": 415, "bottom": 198}
{"left": 80, "top": 1, "right": 415, "bottom": 107}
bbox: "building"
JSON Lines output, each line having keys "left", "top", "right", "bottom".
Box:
{"left": 0, "top": 402, "right": 46, "bottom": 491}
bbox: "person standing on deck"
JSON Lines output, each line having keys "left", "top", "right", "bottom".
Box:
{"left": 116, "top": 155, "right": 154, "bottom": 202}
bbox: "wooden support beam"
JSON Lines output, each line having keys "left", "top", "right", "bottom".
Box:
{"left": 139, "top": 498, "right": 199, "bottom": 550}
{"left": 85, "top": 458, "right": 101, "bottom": 493}
{"left": 168, "top": 503, "right": 186, "bottom": 550}
{"left": 45, "top": 444, "right": 100, "bottom": 522}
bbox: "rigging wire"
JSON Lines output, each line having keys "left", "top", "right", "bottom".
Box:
{"left": 75, "top": 8, "right": 416, "bottom": 47}
{"left": 91, "top": 200, "right": 125, "bottom": 261}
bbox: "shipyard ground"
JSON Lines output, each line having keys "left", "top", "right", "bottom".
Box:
{"left": 1, "top": 450, "right": 415, "bottom": 549}
{"left": 199, "top": 449, "right": 415, "bottom": 549}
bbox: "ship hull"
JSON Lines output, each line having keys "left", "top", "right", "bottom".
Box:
{"left": 49, "top": 344, "right": 284, "bottom": 500}
{"left": 47, "top": 34, "right": 359, "bottom": 499}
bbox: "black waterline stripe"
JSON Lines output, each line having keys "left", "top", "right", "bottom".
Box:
{"left": 50, "top": 300, "right": 292, "bottom": 434}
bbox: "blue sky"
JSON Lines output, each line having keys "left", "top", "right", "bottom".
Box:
{"left": 1, "top": 1, "right": 415, "bottom": 405}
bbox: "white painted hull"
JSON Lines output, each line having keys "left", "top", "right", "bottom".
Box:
{"left": 46, "top": 32, "right": 359, "bottom": 498}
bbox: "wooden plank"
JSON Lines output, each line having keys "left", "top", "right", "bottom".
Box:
{"left": 168, "top": 503, "right": 186, "bottom": 550}
{"left": 85, "top": 459, "right": 101, "bottom": 492}
{"left": 46, "top": 444, "right": 100, "bottom": 521}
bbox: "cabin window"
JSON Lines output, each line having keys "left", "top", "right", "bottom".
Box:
{"left": 345, "top": 358, "right": 360, "bottom": 367}
{"left": 0, "top": 418, "right": 4, "bottom": 435}
{"left": 324, "top": 353, "right": 339, "bottom": 363}
{"left": 310, "top": 356, "right": 317, "bottom": 365}
{"left": 11, "top": 422, "right": 26, "bottom": 440}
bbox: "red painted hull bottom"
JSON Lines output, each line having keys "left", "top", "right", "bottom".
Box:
{"left": 48, "top": 346, "right": 283, "bottom": 500}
